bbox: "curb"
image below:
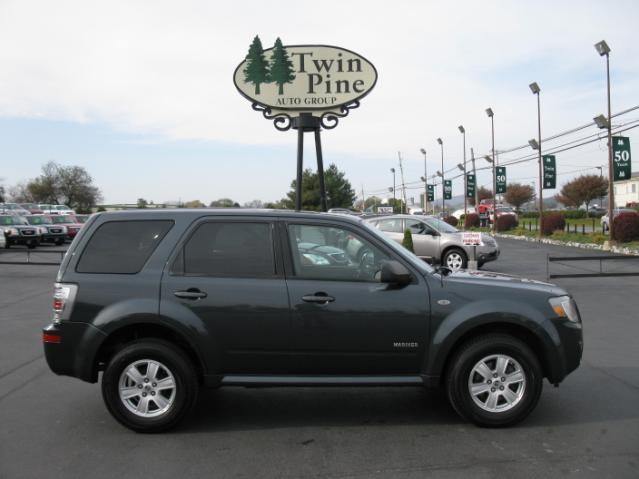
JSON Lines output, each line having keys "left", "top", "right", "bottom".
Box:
{"left": 494, "top": 233, "right": 639, "bottom": 256}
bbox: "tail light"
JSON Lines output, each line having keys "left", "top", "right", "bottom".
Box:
{"left": 52, "top": 283, "right": 78, "bottom": 324}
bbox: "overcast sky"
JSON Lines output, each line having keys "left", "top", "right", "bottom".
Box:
{"left": 1, "top": 0, "right": 637, "bottom": 205}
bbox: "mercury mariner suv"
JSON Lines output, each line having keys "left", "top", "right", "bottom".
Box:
{"left": 43, "top": 210, "right": 583, "bottom": 432}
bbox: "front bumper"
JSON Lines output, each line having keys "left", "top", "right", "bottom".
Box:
{"left": 551, "top": 318, "right": 583, "bottom": 382}
{"left": 43, "top": 322, "right": 107, "bottom": 383}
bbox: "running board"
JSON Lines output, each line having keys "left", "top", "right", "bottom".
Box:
{"left": 221, "top": 375, "right": 424, "bottom": 387}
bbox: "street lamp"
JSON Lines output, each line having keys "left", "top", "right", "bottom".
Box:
{"left": 595, "top": 39, "right": 615, "bottom": 242}
{"left": 390, "top": 168, "right": 396, "bottom": 204}
{"left": 458, "top": 125, "right": 467, "bottom": 218}
{"left": 486, "top": 108, "right": 496, "bottom": 232}
{"left": 437, "top": 138, "right": 444, "bottom": 215}
{"left": 420, "top": 148, "right": 428, "bottom": 213}
{"left": 529, "top": 81, "right": 543, "bottom": 237}
{"left": 593, "top": 114, "right": 610, "bottom": 129}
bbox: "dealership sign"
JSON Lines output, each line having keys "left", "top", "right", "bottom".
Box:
{"left": 234, "top": 38, "right": 378, "bottom": 115}
{"left": 612, "top": 136, "right": 631, "bottom": 181}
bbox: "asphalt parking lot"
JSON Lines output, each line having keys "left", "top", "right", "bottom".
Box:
{"left": 1, "top": 239, "right": 638, "bottom": 479}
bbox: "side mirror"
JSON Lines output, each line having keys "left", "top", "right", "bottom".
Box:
{"left": 380, "top": 260, "right": 412, "bottom": 286}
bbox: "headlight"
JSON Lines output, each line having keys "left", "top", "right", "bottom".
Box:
{"left": 549, "top": 296, "right": 580, "bottom": 323}
{"left": 481, "top": 234, "right": 497, "bottom": 247}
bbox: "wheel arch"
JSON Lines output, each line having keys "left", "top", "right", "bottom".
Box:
{"left": 93, "top": 320, "right": 205, "bottom": 383}
{"left": 441, "top": 245, "right": 468, "bottom": 266}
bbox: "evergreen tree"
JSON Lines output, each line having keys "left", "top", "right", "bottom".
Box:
{"left": 402, "top": 229, "right": 414, "bottom": 253}
{"left": 284, "top": 164, "right": 356, "bottom": 211}
{"left": 269, "top": 37, "right": 295, "bottom": 95}
{"left": 243, "top": 35, "right": 270, "bottom": 95}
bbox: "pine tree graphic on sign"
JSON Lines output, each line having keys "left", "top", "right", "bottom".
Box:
{"left": 269, "top": 37, "right": 296, "bottom": 95}
{"left": 243, "top": 36, "right": 271, "bottom": 95}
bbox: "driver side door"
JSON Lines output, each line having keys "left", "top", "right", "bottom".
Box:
{"left": 282, "top": 220, "right": 430, "bottom": 375}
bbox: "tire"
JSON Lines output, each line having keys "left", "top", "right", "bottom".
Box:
{"left": 446, "top": 334, "right": 543, "bottom": 427}
{"left": 442, "top": 248, "right": 468, "bottom": 271}
{"left": 101, "top": 339, "right": 199, "bottom": 433}
{"left": 27, "top": 242, "right": 37, "bottom": 249}
{"left": 477, "top": 261, "right": 485, "bottom": 269}
{"left": 55, "top": 238, "right": 64, "bottom": 245}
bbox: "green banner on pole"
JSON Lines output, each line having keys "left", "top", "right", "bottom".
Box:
{"left": 543, "top": 155, "right": 556, "bottom": 189}
{"left": 496, "top": 166, "right": 507, "bottom": 194}
{"left": 444, "top": 180, "right": 452, "bottom": 200}
{"left": 612, "top": 136, "right": 631, "bottom": 181}
{"left": 427, "top": 184, "right": 434, "bottom": 202}
{"left": 466, "top": 174, "right": 476, "bottom": 198}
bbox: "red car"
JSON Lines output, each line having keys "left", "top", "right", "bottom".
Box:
{"left": 48, "top": 214, "right": 83, "bottom": 241}
{"left": 19, "top": 203, "right": 45, "bottom": 214}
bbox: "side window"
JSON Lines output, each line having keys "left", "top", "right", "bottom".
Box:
{"left": 377, "top": 218, "right": 403, "bottom": 233}
{"left": 76, "top": 220, "right": 173, "bottom": 274}
{"left": 405, "top": 219, "right": 426, "bottom": 235}
{"left": 288, "top": 224, "right": 390, "bottom": 282}
{"left": 175, "top": 222, "right": 275, "bottom": 277}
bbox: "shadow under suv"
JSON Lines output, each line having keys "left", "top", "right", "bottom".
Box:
{"left": 43, "top": 210, "right": 583, "bottom": 432}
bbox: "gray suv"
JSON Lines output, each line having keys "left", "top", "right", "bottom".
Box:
{"left": 365, "top": 214, "right": 499, "bottom": 270}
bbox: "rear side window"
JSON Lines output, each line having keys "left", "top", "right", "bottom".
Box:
{"left": 173, "top": 222, "right": 275, "bottom": 277}
{"left": 76, "top": 220, "right": 173, "bottom": 274}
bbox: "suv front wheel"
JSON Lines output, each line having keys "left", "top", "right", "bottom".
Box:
{"left": 446, "top": 334, "right": 542, "bottom": 427}
{"left": 101, "top": 339, "right": 199, "bottom": 432}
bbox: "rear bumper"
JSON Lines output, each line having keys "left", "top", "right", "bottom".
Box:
{"left": 43, "top": 322, "right": 107, "bottom": 383}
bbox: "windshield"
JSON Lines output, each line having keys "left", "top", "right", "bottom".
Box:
{"left": 27, "top": 216, "right": 52, "bottom": 225}
{"left": 0, "top": 215, "right": 27, "bottom": 225}
{"left": 424, "top": 217, "right": 459, "bottom": 234}
{"left": 52, "top": 215, "right": 75, "bottom": 224}
{"left": 361, "top": 220, "right": 435, "bottom": 274}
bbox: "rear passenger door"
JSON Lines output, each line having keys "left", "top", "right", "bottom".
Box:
{"left": 160, "top": 218, "right": 291, "bottom": 374}
{"left": 405, "top": 218, "right": 440, "bottom": 262}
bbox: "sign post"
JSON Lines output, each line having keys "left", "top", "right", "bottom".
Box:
{"left": 234, "top": 36, "right": 377, "bottom": 211}
{"left": 496, "top": 166, "right": 507, "bottom": 194}
{"left": 543, "top": 155, "right": 556, "bottom": 189}
{"left": 444, "top": 180, "right": 452, "bottom": 200}
{"left": 612, "top": 136, "right": 631, "bottom": 181}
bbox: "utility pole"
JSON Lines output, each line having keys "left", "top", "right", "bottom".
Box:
{"left": 420, "top": 148, "right": 428, "bottom": 214}
{"left": 398, "top": 151, "right": 408, "bottom": 214}
{"left": 360, "top": 184, "right": 365, "bottom": 212}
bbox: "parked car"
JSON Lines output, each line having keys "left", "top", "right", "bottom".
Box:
{"left": 49, "top": 214, "right": 83, "bottom": 240}
{"left": 19, "top": 203, "right": 45, "bottom": 214}
{"left": 327, "top": 208, "right": 360, "bottom": 216}
{"left": 488, "top": 206, "right": 518, "bottom": 224}
{"left": 0, "top": 215, "right": 42, "bottom": 248}
{"left": 42, "top": 210, "right": 582, "bottom": 432}
{"left": 75, "top": 214, "right": 91, "bottom": 223}
{"left": 0, "top": 203, "right": 32, "bottom": 216}
{"left": 601, "top": 208, "right": 638, "bottom": 232}
{"left": 26, "top": 215, "right": 67, "bottom": 245}
{"left": 0, "top": 226, "right": 6, "bottom": 248}
{"left": 38, "top": 204, "right": 75, "bottom": 215}
{"left": 365, "top": 214, "right": 499, "bottom": 270}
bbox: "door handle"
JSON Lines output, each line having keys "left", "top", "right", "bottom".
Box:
{"left": 174, "top": 289, "right": 208, "bottom": 300}
{"left": 302, "top": 293, "right": 335, "bottom": 304}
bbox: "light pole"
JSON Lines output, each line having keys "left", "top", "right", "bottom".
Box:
{"left": 458, "top": 125, "right": 467, "bottom": 217}
{"left": 390, "top": 167, "right": 396, "bottom": 208}
{"left": 470, "top": 147, "right": 479, "bottom": 214}
{"left": 596, "top": 165, "right": 604, "bottom": 211}
{"left": 420, "top": 148, "right": 428, "bottom": 213}
{"left": 437, "top": 138, "right": 444, "bottom": 215}
{"left": 486, "top": 108, "right": 496, "bottom": 232}
{"left": 528, "top": 82, "right": 543, "bottom": 237}
{"left": 595, "top": 40, "right": 614, "bottom": 242}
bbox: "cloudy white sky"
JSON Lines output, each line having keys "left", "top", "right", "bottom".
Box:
{"left": 1, "top": 0, "right": 637, "bottom": 205}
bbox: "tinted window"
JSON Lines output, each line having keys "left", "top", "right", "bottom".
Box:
{"left": 288, "top": 224, "right": 389, "bottom": 282}
{"left": 76, "top": 220, "right": 173, "bottom": 274}
{"left": 377, "top": 218, "right": 403, "bottom": 233}
{"left": 405, "top": 219, "right": 427, "bottom": 235}
{"left": 176, "top": 222, "right": 275, "bottom": 277}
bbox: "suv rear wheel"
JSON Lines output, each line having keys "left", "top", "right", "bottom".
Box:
{"left": 101, "top": 339, "right": 199, "bottom": 432}
{"left": 446, "top": 334, "right": 542, "bottom": 427}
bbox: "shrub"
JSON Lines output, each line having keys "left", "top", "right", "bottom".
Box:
{"left": 613, "top": 212, "right": 639, "bottom": 243}
{"left": 496, "top": 215, "right": 518, "bottom": 232}
{"left": 464, "top": 213, "right": 480, "bottom": 228}
{"left": 401, "top": 228, "right": 414, "bottom": 253}
{"left": 542, "top": 213, "right": 566, "bottom": 236}
{"left": 443, "top": 215, "right": 458, "bottom": 227}
{"left": 562, "top": 209, "right": 588, "bottom": 219}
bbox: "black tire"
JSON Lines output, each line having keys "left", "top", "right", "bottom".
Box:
{"left": 101, "top": 339, "right": 199, "bottom": 433}
{"left": 27, "top": 242, "right": 37, "bottom": 249}
{"left": 446, "top": 334, "right": 543, "bottom": 427}
{"left": 442, "top": 248, "right": 468, "bottom": 271}
{"left": 477, "top": 261, "right": 485, "bottom": 269}
{"left": 55, "top": 238, "right": 64, "bottom": 245}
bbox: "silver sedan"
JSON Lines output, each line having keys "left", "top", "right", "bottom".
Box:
{"left": 364, "top": 214, "right": 499, "bottom": 270}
